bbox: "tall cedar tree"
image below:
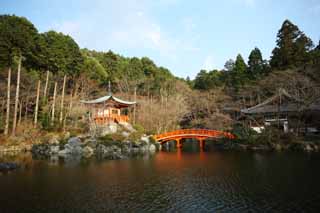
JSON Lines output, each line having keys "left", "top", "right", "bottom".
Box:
{"left": 248, "top": 47, "right": 264, "bottom": 78}
{"left": 270, "top": 20, "right": 313, "bottom": 70}
{"left": 231, "top": 54, "right": 248, "bottom": 89}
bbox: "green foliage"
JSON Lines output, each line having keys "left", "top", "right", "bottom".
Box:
{"left": 128, "top": 131, "right": 143, "bottom": 142}
{"left": 231, "top": 123, "right": 258, "bottom": 144}
{"left": 97, "top": 133, "right": 126, "bottom": 147}
{"left": 248, "top": 47, "right": 269, "bottom": 79}
{"left": 194, "top": 69, "right": 223, "bottom": 90}
{"left": 230, "top": 54, "right": 249, "bottom": 89}
{"left": 270, "top": 19, "right": 314, "bottom": 70}
{"left": 40, "top": 112, "right": 51, "bottom": 131}
{"left": 82, "top": 53, "right": 108, "bottom": 84}
{"left": 149, "top": 136, "right": 157, "bottom": 144}
{"left": 39, "top": 31, "right": 83, "bottom": 75}
{"left": 0, "top": 15, "right": 38, "bottom": 69}
{"left": 133, "top": 124, "right": 145, "bottom": 133}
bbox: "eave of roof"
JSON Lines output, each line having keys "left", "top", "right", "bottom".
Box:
{"left": 80, "top": 95, "right": 136, "bottom": 105}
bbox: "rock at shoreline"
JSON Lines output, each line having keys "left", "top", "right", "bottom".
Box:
{"left": 82, "top": 146, "right": 94, "bottom": 158}
{"left": 149, "top": 144, "right": 156, "bottom": 152}
{"left": 96, "top": 144, "right": 124, "bottom": 159}
{"left": 0, "top": 162, "right": 19, "bottom": 173}
{"left": 59, "top": 137, "right": 83, "bottom": 156}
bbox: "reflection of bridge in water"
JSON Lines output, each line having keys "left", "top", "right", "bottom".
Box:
{"left": 154, "top": 129, "right": 235, "bottom": 149}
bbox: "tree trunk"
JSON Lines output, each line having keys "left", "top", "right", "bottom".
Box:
{"left": 25, "top": 96, "right": 29, "bottom": 121}
{"left": 59, "top": 75, "right": 67, "bottom": 123}
{"left": 133, "top": 86, "right": 137, "bottom": 125}
{"left": 63, "top": 92, "right": 73, "bottom": 132}
{"left": 4, "top": 67, "right": 11, "bottom": 135}
{"left": 43, "top": 70, "right": 50, "bottom": 100}
{"left": 18, "top": 101, "right": 22, "bottom": 126}
{"left": 51, "top": 82, "right": 57, "bottom": 125}
{"left": 34, "top": 80, "right": 41, "bottom": 126}
{"left": 12, "top": 57, "right": 22, "bottom": 136}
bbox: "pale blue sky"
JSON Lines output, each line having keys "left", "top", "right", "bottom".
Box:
{"left": 1, "top": 0, "right": 320, "bottom": 78}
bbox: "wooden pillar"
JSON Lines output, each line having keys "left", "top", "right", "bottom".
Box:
{"left": 199, "top": 138, "right": 205, "bottom": 150}
{"left": 176, "top": 138, "right": 182, "bottom": 149}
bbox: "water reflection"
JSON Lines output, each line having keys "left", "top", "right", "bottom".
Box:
{"left": 0, "top": 151, "right": 320, "bottom": 212}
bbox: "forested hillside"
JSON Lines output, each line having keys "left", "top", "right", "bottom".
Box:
{"left": 0, "top": 15, "right": 319, "bottom": 141}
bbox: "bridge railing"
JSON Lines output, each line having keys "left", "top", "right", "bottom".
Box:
{"left": 154, "top": 129, "right": 235, "bottom": 141}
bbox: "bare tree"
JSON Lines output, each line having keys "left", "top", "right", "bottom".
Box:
{"left": 12, "top": 57, "right": 22, "bottom": 135}
{"left": 34, "top": 80, "right": 41, "bottom": 126}
{"left": 51, "top": 82, "right": 57, "bottom": 125}
{"left": 4, "top": 67, "right": 11, "bottom": 135}
{"left": 43, "top": 70, "right": 50, "bottom": 100}
{"left": 59, "top": 75, "right": 67, "bottom": 123}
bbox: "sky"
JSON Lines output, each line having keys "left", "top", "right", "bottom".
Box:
{"left": 1, "top": 0, "right": 320, "bottom": 79}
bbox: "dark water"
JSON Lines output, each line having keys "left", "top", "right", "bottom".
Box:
{"left": 1, "top": 150, "right": 320, "bottom": 213}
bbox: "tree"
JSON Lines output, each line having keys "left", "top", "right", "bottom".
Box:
{"left": 0, "top": 15, "right": 38, "bottom": 135}
{"left": 231, "top": 54, "right": 248, "bottom": 89}
{"left": 248, "top": 47, "right": 264, "bottom": 79}
{"left": 81, "top": 53, "right": 108, "bottom": 85}
{"left": 224, "top": 59, "right": 235, "bottom": 72}
{"left": 193, "top": 70, "right": 208, "bottom": 90}
{"left": 39, "top": 31, "right": 83, "bottom": 125}
{"left": 311, "top": 40, "right": 320, "bottom": 65}
{"left": 270, "top": 19, "right": 313, "bottom": 70}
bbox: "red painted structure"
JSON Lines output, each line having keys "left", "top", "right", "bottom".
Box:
{"left": 154, "top": 129, "right": 235, "bottom": 149}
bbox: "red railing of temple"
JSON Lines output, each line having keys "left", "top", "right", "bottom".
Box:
{"left": 94, "top": 115, "right": 129, "bottom": 124}
{"left": 154, "top": 129, "right": 235, "bottom": 143}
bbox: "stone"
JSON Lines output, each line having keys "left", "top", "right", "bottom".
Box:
{"left": 121, "top": 131, "right": 130, "bottom": 138}
{"left": 0, "top": 162, "right": 19, "bottom": 172}
{"left": 82, "top": 146, "right": 94, "bottom": 158}
{"left": 274, "top": 144, "right": 282, "bottom": 151}
{"left": 84, "top": 138, "right": 98, "bottom": 149}
{"left": 58, "top": 149, "right": 69, "bottom": 157}
{"left": 119, "top": 122, "right": 136, "bottom": 132}
{"left": 98, "top": 123, "right": 118, "bottom": 136}
{"left": 95, "top": 144, "right": 124, "bottom": 159}
{"left": 149, "top": 144, "right": 156, "bottom": 152}
{"left": 141, "top": 136, "right": 150, "bottom": 144}
{"left": 64, "top": 132, "right": 71, "bottom": 140}
{"left": 68, "top": 137, "right": 81, "bottom": 146}
{"left": 50, "top": 145, "right": 60, "bottom": 154}
{"left": 305, "top": 144, "right": 313, "bottom": 152}
{"left": 48, "top": 137, "right": 59, "bottom": 145}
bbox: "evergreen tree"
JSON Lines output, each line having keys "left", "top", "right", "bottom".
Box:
{"left": 270, "top": 19, "right": 313, "bottom": 70}
{"left": 248, "top": 47, "right": 264, "bottom": 79}
{"left": 0, "top": 15, "right": 38, "bottom": 69}
{"left": 311, "top": 40, "right": 320, "bottom": 65}
{"left": 231, "top": 54, "right": 248, "bottom": 89}
{"left": 224, "top": 59, "right": 235, "bottom": 72}
{"left": 39, "top": 31, "right": 83, "bottom": 76}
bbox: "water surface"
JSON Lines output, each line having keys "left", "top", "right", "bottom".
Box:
{"left": 0, "top": 150, "right": 320, "bottom": 212}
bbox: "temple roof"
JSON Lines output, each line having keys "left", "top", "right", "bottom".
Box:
{"left": 80, "top": 95, "right": 136, "bottom": 108}
{"left": 241, "top": 89, "right": 320, "bottom": 114}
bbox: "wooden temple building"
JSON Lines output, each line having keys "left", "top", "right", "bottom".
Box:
{"left": 81, "top": 92, "right": 136, "bottom": 125}
{"left": 240, "top": 89, "right": 320, "bottom": 134}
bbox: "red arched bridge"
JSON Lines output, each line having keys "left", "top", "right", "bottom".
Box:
{"left": 154, "top": 129, "right": 235, "bottom": 149}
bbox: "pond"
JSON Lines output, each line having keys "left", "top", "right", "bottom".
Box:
{"left": 0, "top": 149, "right": 320, "bottom": 212}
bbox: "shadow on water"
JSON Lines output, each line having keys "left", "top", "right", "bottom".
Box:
{"left": 1, "top": 146, "right": 320, "bottom": 212}
{"left": 161, "top": 138, "right": 227, "bottom": 153}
